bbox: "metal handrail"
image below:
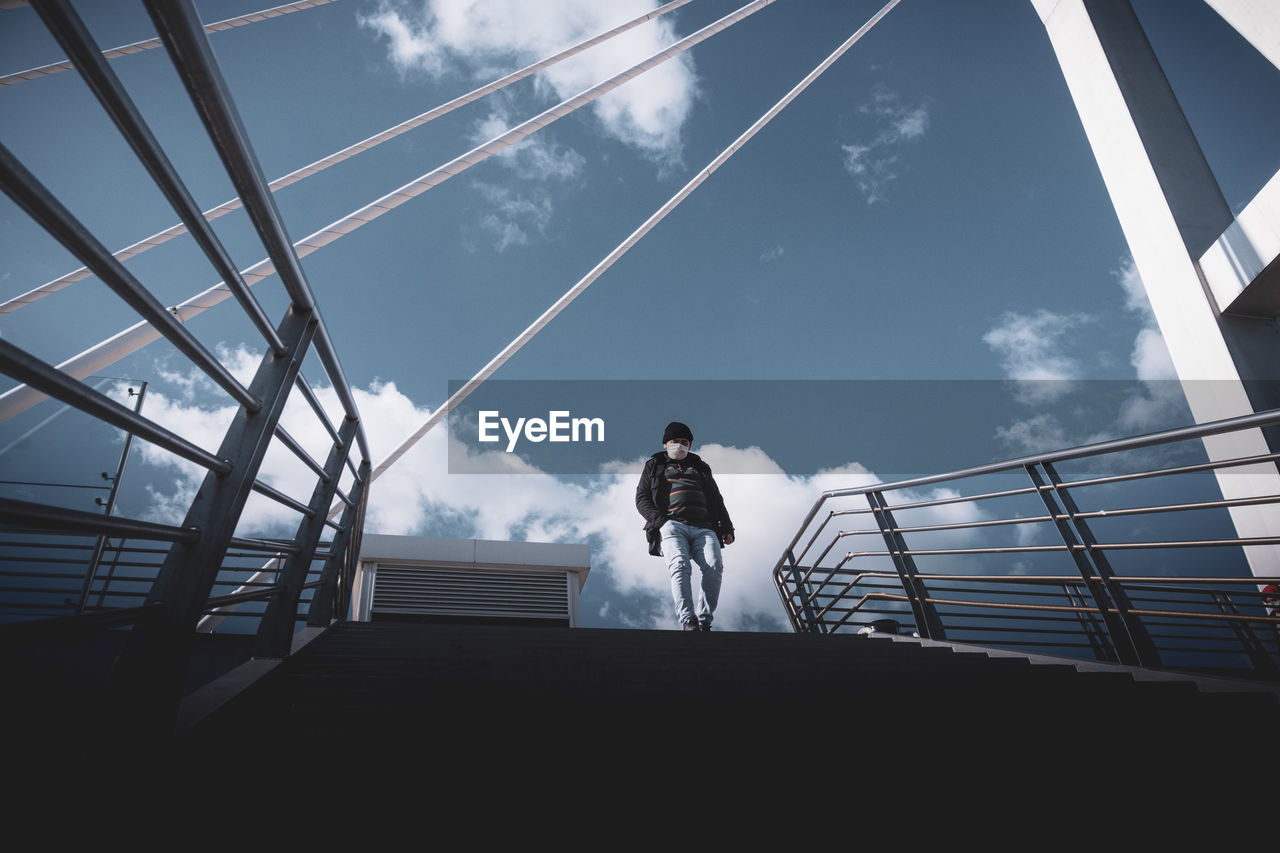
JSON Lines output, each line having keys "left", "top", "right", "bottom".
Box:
{"left": 775, "top": 405, "right": 1280, "bottom": 675}
{"left": 783, "top": 408, "right": 1280, "bottom": 562}
{"left": 0, "top": 0, "right": 372, "bottom": 735}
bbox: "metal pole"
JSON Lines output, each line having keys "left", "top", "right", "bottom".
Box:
{"left": 867, "top": 490, "right": 946, "bottom": 640}
{"left": 783, "top": 550, "right": 823, "bottom": 634}
{"left": 308, "top": 460, "right": 369, "bottom": 626}
{"left": 1026, "top": 463, "right": 1154, "bottom": 667}
{"left": 254, "top": 416, "right": 357, "bottom": 657}
{"left": 1212, "top": 592, "right": 1277, "bottom": 673}
{"left": 1041, "top": 461, "right": 1161, "bottom": 667}
{"left": 0, "top": 0, "right": 695, "bottom": 317}
{"left": 106, "top": 307, "right": 317, "bottom": 737}
{"left": 78, "top": 381, "right": 146, "bottom": 612}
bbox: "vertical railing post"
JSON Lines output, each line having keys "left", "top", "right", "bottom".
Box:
{"left": 1064, "top": 582, "right": 1116, "bottom": 662}
{"left": 107, "top": 307, "right": 317, "bottom": 735}
{"left": 78, "top": 381, "right": 146, "bottom": 612}
{"left": 254, "top": 415, "right": 358, "bottom": 657}
{"left": 1027, "top": 462, "right": 1160, "bottom": 667}
{"left": 867, "top": 490, "right": 945, "bottom": 640}
{"left": 308, "top": 459, "right": 369, "bottom": 626}
{"left": 1212, "top": 592, "right": 1277, "bottom": 674}
{"left": 783, "top": 549, "right": 823, "bottom": 633}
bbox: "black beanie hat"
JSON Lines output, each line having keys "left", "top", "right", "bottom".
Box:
{"left": 663, "top": 421, "right": 693, "bottom": 444}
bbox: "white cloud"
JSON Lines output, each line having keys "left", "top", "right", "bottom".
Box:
{"left": 983, "top": 309, "right": 1093, "bottom": 403}
{"left": 841, "top": 87, "right": 930, "bottom": 204}
{"left": 471, "top": 182, "right": 554, "bottom": 251}
{"left": 360, "top": 0, "right": 698, "bottom": 161}
{"left": 465, "top": 109, "right": 584, "bottom": 250}
{"left": 759, "top": 244, "right": 784, "bottom": 263}
{"left": 470, "top": 112, "right": 586, "bottom": 182}
{"left": 126, "top": 358, "right": 1010, "bottom": 631}
{"left": 1114, "top": 258, "right": 1176, "bottom": 382}
{"left": 1112, "top": 257, "right": 1183, "bottom": 431}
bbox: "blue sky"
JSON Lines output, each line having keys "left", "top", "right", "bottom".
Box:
{"left": 2, "top": 0, "right": 1279, "bottom": 631}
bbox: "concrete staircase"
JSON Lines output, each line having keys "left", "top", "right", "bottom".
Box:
{"left": 179, "top": 621, "right": 1279, "bottom": 771}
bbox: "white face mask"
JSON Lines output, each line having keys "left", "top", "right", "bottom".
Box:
{"left": 665, "top": 441, "right": 689, "bottom": 460}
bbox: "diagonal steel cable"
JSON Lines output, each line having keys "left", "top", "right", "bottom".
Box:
{"left": 0, "top": 0, "right": 771, "bottom": 422}
{"left": 0, "top": 0, "right": 340, "bottom": 87}
{"left": 0, "top": 0, "right": 695, "bottom": 316}
{"left": 197, "top": 0, "right": 904, "bottom": 632}
{"left": 363, "top": 0, "right": 903, "bottom": 488}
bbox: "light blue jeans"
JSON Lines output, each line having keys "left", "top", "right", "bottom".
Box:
{"left": 659, "top": 519, "right": 723, "bottom": 626}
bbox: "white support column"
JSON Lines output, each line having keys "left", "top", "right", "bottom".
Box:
{"left": 1032, "top": 0, "right": 1280, "bottom": 577}
{"left": 1205, "top": 0, "right": 1280, "bottom": 71}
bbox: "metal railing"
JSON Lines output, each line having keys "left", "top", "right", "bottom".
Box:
{"left": 0, "top": 0, "right": 370, "bottom": 731}
{"left": 774, "top": 406, "right": 1280, "bottom": 678}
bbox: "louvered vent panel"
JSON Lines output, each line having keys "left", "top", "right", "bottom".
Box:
{"left": 371, "top": 565, "right": 569, "bottom": 621}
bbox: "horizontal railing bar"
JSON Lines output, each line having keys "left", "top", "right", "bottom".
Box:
{"left": 0, "top": 480, "right": 111, "bottom": 490}
{"left": 200, "top": 577, "right": 324, "bottom": 615}
{"left": 842, "top": 516, "right": 1051, "bottom": 538}
{"left": 315, "top": 342, "right": 368, "bottom": 469}
{"left": 274, "top": 425, "right": 330, "bottom": 482}
{"left": 792, "top": 510, "right": 837, "bottom": 566}
{"left": 803, "top": 460, "right": 1280, "bottom": 575}
{"left": 865, "top": 485, "right": 1042, "bottom": 515}
{"left": 31, "top": 0, "right": 288, "bottom": 358}
{"left": 0, "top": 587, "right": 148, "bottom": 599}
{"left": 1125, "top": 608, "right": 1280, "bottom": 624}
{"left": 202, "top": 584, "right": 285, "bottom": 610}
{"left": 911, "top": 596, "right": 1280, "bottom": 627}
{"left": 1087, "top": 537, "right": 1280, "bottom": 551}
{"left": 922, "top": 596, "right": 1091, "bottom": 613}
{"left": 830, "top": 496, "right": 1280, "bottom": 546}
{"left": 1, "top": 572, "right": 157, "bottom": 586}
{"left": 805, "top": 569, "right": 1280, "bottom": 587}
{"left": 142, "top": 1, "right": 373, "bottom": 468}
{"left": 0, "top": 540, "right": 96, "bottom": 550}
{"left": 293, "top": 373, "right": 342, "bottom": 446}
{"left": 932, "top": 622, "right": 1088, "bottom": 633}
{"left": 0, "top": 144, "right": 261, "bottom": 412}
{"left": 0, "top": 564, "right": 162, "bottom": 578}
{"left": 0, "top": 339, "right": 232, "bottom": 473}
{"left": 778, "top": 407, "right": 1280, "bottom": 571}
{"left": 1070, "top": 493, "right": 1280, "bottom": 520}
{"left": 145, "top": 0, "right": 316, "bottom": 315}
{"left": 0, "top": 601, "right": 160, "bottom": 640}
{"left": 857, "top": 409, "right": 1280, "bottom": 499}
{"left": 249, "top": 481, "right": 313, "bottom": 517}
{"left": 886, "top": 536, "right": 1280, "bottom": 558}
{"left": 0, "top": 556, "right": 105, "bottom": 566}
{"left": 945, "top": 639, "right": 1099, "bottom": 650}
{"left": 226, "top": 535, "right": 299, "bottom": 553}
{"left": 1053, "top": 450, "right": 1280, "bottom": 491}
{"left": 879, "top": 545, "right": 1065, "bottom": 557}
{"left": 0, "top": 496, "right": 199, "bottom": 543}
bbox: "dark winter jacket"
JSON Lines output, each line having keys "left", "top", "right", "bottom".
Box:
{"left": 635, "top": 451, "right": 734, "bottom": 557}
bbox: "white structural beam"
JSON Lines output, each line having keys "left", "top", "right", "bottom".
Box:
{"left": 1197, "top": 0, "right": 1280, "bottom": 318}
{"left": 1200, "top": 166, "right": 1280, "bottom": 317}
{"left": 1205, "top": 0, "right": 1280, "bottom": 71}
{"left": 1032, "top": 0, "right": 1280, "bottom": 578}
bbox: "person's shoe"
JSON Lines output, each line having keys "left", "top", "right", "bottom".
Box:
{"left": 698, "top": 620, "right": 712, "bottom": 632}
{"left": 683, "top": 618, "right": 700, "bottom": 631}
